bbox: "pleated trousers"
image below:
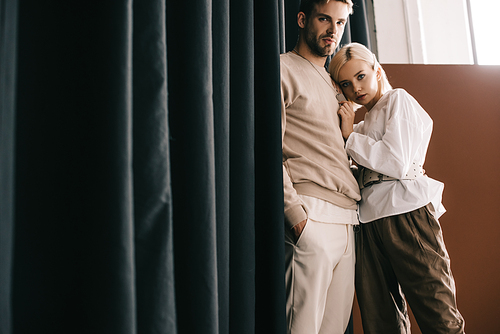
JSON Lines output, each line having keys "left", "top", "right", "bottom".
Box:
{"left": 285, "top": 215, "right": 356, "bottom": 334}
{"left": 355, "top": 205, "right": 465, "bottom": 334}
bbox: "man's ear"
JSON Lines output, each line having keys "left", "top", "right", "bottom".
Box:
{"left": 297, "top": 12, "right": 306, "bottom": 29}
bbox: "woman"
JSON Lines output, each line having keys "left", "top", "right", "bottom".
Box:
{"left": 329, "top": 43, "right": 465, "bottom": 334}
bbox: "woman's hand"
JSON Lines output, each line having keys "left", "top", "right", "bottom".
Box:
{"left": 337, "top": 101, "right": 355, "bottom": 140}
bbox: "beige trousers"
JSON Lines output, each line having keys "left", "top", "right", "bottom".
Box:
{"left": 285, "top": 216, "right": 356, "bottom": 334}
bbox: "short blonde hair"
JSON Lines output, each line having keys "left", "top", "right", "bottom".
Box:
{"left": 329, "top": 42, "right": 392, "bottom": 98}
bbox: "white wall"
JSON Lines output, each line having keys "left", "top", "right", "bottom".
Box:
{"left": 373, "top": 0, "right": 474, "bottom": 64}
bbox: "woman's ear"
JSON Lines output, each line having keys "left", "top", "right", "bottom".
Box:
{"left": 297, "top": 12, "right": 306, "bottom": 29}
{"left": 376, "top": 67, "right": 382, "bottom": 81}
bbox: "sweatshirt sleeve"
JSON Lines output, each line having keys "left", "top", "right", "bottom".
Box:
{"left": 345, "top": 90, "right": 432, "bottom": 179}
{"left": 281, "top": 65, "right": 307, "bottom": 228}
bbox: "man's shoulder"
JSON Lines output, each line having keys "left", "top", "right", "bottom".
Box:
{"left": 280, "top": 51, "right": 294, "bottom": 61}
{"left": 280, "top": 52, "right": 302, "bottom": 69}
{"left": 280, "top": 52, "right": 307, "bottom": 81}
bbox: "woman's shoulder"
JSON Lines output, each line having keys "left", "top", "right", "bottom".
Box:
{"left": 385, "top": 88, "right": 413, "bottom": 100}
{"left": 384, "top": 88, "right": 431, "bottom": 123}
{"left": 383, "top": 88, "right": 421, "bottom": 109}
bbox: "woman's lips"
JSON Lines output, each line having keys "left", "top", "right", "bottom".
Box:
{"left": 356, "top": 94, "right": 367, "bottom": 101}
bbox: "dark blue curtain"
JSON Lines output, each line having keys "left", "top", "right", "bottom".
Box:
{"left": 0, "top": 0, "right": 370, "bottom": 333}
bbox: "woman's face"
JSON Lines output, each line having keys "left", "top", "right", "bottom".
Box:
{"left": 338, "top": 59, "right": 382, "bottom": 111}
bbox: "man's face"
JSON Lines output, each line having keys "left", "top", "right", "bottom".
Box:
{"left": 302, "top": 1, "right": 349, "bottom": 57}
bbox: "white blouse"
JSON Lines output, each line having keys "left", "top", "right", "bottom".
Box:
{"left": 345, "top": 89, "right": 446, "bottom": 223}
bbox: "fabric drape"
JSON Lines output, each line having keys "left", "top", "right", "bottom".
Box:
{"left": 0, "top": 0, "right": 18, "bottom": 333}
{"left": 13, "top": 1, "right": 138, "bottom": 333}
{"left": 0, "top": 1, "right": 370, "bottom": 333}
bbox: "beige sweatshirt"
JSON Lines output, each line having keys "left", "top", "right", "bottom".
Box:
{"left": 281, "top": 52, "right": 361, "bottom": 228}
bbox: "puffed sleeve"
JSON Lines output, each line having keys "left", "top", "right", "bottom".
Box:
{"left": 345, "top": 89, "right": 433, "bottom": 179}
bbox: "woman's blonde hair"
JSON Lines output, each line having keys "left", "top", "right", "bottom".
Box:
{"left": 329, "top": 42, "right": 392, "bottom": 98}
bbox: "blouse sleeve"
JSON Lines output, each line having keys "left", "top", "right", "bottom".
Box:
{"left": 345, "top": 90, "right": 433, "bottom": 179}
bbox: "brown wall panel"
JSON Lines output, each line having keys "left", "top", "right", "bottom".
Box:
{"left": 352, "top": 64, "right": 500, "bottom": 334}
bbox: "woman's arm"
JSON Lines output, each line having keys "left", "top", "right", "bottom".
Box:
{"left": 345, "top": 90, "right": 432, "bottom": 179}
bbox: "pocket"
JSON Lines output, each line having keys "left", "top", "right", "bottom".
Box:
{"left": 295, "top": 218, "right": 311, "bottom": 247}
{"left": 418, "top": 206, "right": 449, "bottom": 265}
{"left": 423, "top": 205, "right": 442, "bottom": 237}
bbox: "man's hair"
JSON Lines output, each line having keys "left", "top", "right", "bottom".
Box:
{"left": 299, "top": 0, "right": 354, "bottom": 18}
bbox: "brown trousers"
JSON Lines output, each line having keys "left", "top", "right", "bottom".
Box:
{"left": 355, "top": 205, "right": 465, "bottom": 334}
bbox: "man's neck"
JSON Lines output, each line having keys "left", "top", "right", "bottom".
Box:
{"left": 293, "top": 42, "right": 327, "bottom": 67}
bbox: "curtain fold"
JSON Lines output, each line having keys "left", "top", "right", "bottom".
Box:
{"left": 254, "top": 0, "right": 287, "bottom": 333}
{"left": 351, "top": 0, "right": 372, "bottom": 49}
{"left": 0, "top": 1, "right": 371, "bottom": 333}
{"left": 166, "top": 1, "right": 220, "bottom": 333}
{"left": 228, "top": 1, "right": 257, "bottom": 332}
{"left": 0, "top": 0, "right": 18, "bottom": 333}
{"left": 212, "top": 0, "right": 231, "bottom": 333}
{"left": 13, "top": 1, "right": 137, "bottom": 333}
{"left": 132, "top": 0, "right": 176, "bottom": 333}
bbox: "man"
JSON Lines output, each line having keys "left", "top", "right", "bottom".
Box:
{"left": 280, "top": 1, "right": 359, "bottom": 333}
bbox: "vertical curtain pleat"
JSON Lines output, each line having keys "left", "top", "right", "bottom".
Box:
{"left": 212, "top": 0, "right": 230, "bottom": 333}
{"left": 278, "top": 0, "right": 287, "bottom": 53}
{"left": 166, "top": 1, "right": 219, "bottom": 333}
{"left": 351, "top": 0, "right": 371, "bottom": 49}
{"left": 284, "top": 0, "right": 300, "bottom": 52}
{"left": 0, "top": 0, "right": 17, "bottom": 333}
{"left": 254, "top": 0, "right": 287, "bottom": 333}
{"left": 132, "top": 0, "right": 176, "bottom": 333}
{"left": 13, "top": 1, "right": 136, "bottom": 333}
{"left": 228, "top": 1, "right": 256, "bottom": 333}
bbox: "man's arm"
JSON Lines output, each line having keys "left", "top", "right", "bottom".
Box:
{"left": 281, "top": 75, "right": 308, "bottom": 231}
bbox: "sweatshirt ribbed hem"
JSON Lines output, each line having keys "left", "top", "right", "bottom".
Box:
{"left": 294, "top": 182, "right": 358, "bottom": 211}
